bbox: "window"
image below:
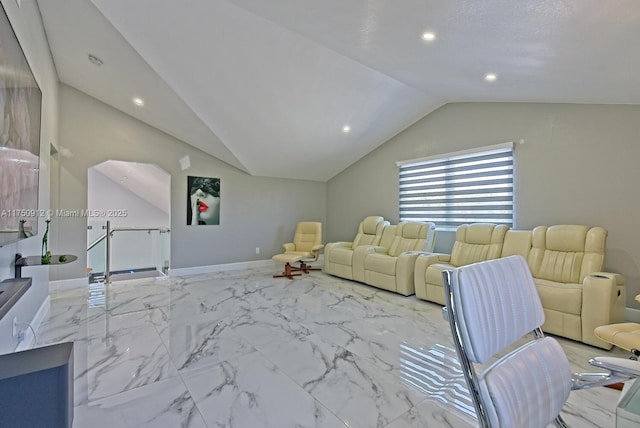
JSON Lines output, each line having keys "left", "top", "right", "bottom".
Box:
{"left": 397, "top": 142, "right": 514, "bottom": 230}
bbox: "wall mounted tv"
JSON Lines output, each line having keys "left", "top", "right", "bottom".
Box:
{"left": 0, "top": 3, "right": 43, "bottom": 247}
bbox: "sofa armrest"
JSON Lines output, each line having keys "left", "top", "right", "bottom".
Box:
{"left": 582, "top": 272, "right": 627, "bottom": 349}
{"left": 589, "top": 272, "right": 626, "bottom": 287}
{"left": 415, "top": 253, "right": 451, "bottom": 272}
{"left": 326, "top": 241, "right": 353, "bottom": 250}
{"left": 324, "top": 242, "right": 354, "bottom": 274}
{"left": 283, "top": 242, "right": 295, "bottom": 252}
{"left": 395, "top": 251, "right": 424, "bottom": 296}
{"left": 311, "top": 244, "right": 325, "bottom": 252}
{"left": 414, "top": 253, "right": 452, "bottom": 300}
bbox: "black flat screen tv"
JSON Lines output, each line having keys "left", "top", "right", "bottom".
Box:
{"left": 0, "top": 3, "right": 42, "bottom": 247}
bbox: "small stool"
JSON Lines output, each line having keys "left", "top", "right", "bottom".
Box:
{"left": 272, "top": 254, "right": 304, "bottom": 279}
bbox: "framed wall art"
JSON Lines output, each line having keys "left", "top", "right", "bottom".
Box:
{"left": 187, "top": 175, "right": 220, "bottom": 225}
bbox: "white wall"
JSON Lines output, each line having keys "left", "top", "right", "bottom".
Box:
{"left": 0, "top": 0, "right": 59, "bottom": 354}
{"left": 327, "top": 102, "right": 640, "bottom": 311}
{"left": 87, "top": 168, "right": 170, "bottom": 229}
{"left": 53, "top": 84, "right": 326, "bottom": 281}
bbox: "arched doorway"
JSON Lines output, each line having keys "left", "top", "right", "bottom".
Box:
{"left": 86, "top": 160, "right": 171, "bottom": 283}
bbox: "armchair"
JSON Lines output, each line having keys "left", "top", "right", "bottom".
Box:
{"left": 527, "top": 225, "right": 626, "bottom": 348}
{"left": 443, "top": 256, "right": 640, "bottom": 428}
{"left": 414, "top": 223, "right": 509, "bottom": 304}
{"left": 272, "top": 221, "right": 324, "bottom": 279}
{"left": 324, "top": 216, "right": 389, "bottom": 279}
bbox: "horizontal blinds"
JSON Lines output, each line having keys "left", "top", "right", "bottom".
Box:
{"left": 399, "top": 145, "right": 513, "bottom": 230}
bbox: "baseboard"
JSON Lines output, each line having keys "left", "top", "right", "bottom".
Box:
{"left": 15, "top": 295, "right": 50, "bottom": 352}
{"left": 49, "top": 255, "right": 326, "bottom": 284}
{"left": 169, "top": 259, "right": 274, "bottom": 277}
{"left": 49, "top": 277, "right": 88, "bottom": 292}
{"left": 626, "top": 307, "right": 640, "bottom": 323}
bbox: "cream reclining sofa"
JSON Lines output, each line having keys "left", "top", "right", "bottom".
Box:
{"left": 325, "top": 218, "right": 436, "bottom": 296}
{"left": 360, "top": 221, "right": 436, "bottom": 295}
{"left": 414, "top": 223, "right": 509, "bottom": 304}
{"left": 414, "top": 223, "right": 626, "bottom": 349}
{"left": 324, "top": 216, "right": 389, "bottom": 279}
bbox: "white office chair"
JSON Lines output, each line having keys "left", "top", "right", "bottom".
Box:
{"left": 442, "top": 255, "right": 640, "bottom": 428}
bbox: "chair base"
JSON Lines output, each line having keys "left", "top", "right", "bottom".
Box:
{"left": 273, "top": 261, "right": 321, "bottom": 280}
{"left": 298, "top": 261, "right": 321, "bottom": 274}
{"left": 273, "top": 262, "right": 303, "bottom": 280}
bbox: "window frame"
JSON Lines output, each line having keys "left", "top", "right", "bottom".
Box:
{"left": 397, "top": 142, "right": 514, "bottom": 231}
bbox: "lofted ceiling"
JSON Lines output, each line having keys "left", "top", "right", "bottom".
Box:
{"left": 37, "top": 0, "right": 640, "bottom": 182}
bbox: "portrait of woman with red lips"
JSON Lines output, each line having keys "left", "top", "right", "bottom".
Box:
{"left": 187, "top": 176, "right": 220, "bottom": 225}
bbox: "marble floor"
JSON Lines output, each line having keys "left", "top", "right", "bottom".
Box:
{"left": 34, "top": 266, "right": 628, "bottom": 428}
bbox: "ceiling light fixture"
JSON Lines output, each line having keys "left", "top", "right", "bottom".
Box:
{"left": 421, "top": 32, "right": 436, "bottom": 42}
{"left": 342, "top": 125, "right": 351, "bottom": 133}
{"left": 133, "top": 97, "right": 145, "bottom": 107}
{"left": 485, "top": 73, "right": 497, "bottom": 82}
{"left": 88, "top": 53, "right": 104, "bottom": 66}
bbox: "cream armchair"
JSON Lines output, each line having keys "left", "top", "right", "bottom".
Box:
{"left": 414, "top": 223, "right": 509, "bottom": 304}
{"left": 527, "top": 225, "right": 626, "bottom": 349}
{"left": 324, "top": 216, "right": 389, "bottom": 279}
{"left": 272, "top": 221, "right": 324, "bottom": 279}
{"left": 360, "top": 222, "right": 436, "bottom": 296}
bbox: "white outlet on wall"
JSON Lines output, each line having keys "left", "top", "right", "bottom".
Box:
{"left": 255, "top": 247, "right": 260, "bottom": 254}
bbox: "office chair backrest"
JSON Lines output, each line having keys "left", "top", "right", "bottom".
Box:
{"left": 445, "top": 255, "right": 572, "bottom": 428}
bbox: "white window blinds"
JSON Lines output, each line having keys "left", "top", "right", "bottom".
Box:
{"left": 398, "top": 143, "right": 514, "bottom": 230}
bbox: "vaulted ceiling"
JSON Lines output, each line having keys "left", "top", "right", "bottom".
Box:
{"left": 38, "top": 0, "right": 640, "bottom": 182}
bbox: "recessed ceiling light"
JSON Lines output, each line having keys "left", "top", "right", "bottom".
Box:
{"left": 88, "top": 53, "right": 103, "bottom": 66}
{"left": 421, "top": 32, "right": 436, "bottom": 42}
{"left": 485, "top": 73, "right": 497, "bottom": 82}
{"left": 342, "top": 125, "right": 351, "bottom": 133}
{"left": 133, "top": 97, "right": 145, "bottom": 107}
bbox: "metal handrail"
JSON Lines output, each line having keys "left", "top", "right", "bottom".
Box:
{"left": 87, "top": 223, "right": 171, "bottom": 284}
{"left": 86, "top": 227, "right": 170, "bottom": 251}
{"left": 110, "top": 226, "right": 171, "bottom": 233}
{"left": 87, "top": 233, "right": 107, "bottom": 251}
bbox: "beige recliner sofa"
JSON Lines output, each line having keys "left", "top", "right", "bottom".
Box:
{"left": 524, "top": 225, "right": 625, "bottom": 349}
{"left": 324, "top": 216, "right": 389, "bottom": 279}
{"left": 415, "top": 223, "right": 626, "bottom": 349}
{"left": 360, "top": 221, "right": 436, "bottom": 295}
{"left": 325, "top": 219, "right": 436, "bottom": 296}
{"left": 414, "top": 223, "right": 509, "bottom": 304}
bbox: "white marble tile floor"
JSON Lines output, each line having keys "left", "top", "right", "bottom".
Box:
{"left": 34, "top": 266, "right": 628, "bottom": 428}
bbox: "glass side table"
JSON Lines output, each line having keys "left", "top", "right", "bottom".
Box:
{"left": 618, "top": 379, "right": 640, "bottom": 427}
